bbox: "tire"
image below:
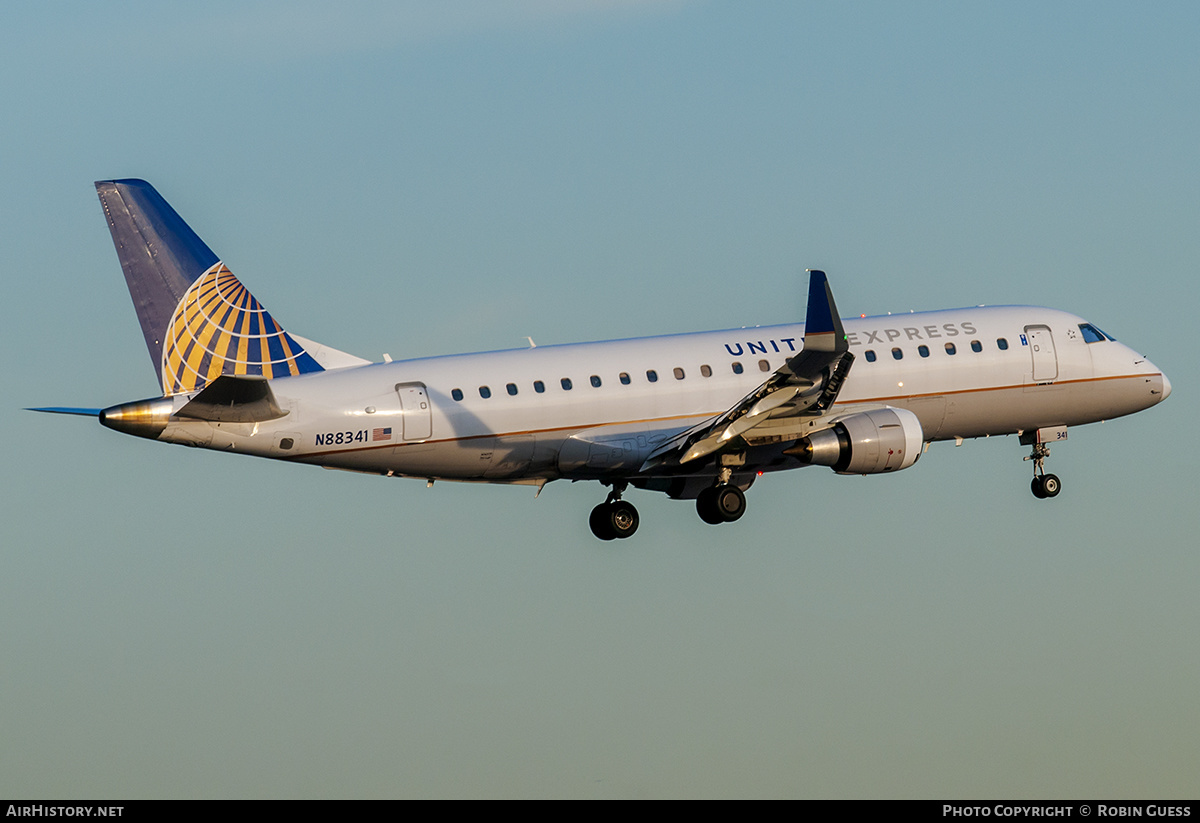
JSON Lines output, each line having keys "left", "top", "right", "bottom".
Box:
{"left": 590, "top": 503, "right": 617, "bottom": 540}
{"left": 1041, "top": 474, "right": 1061, "bottom": 498}
{"left": 1031, "top": 477, "right": 1047, "bottom": 499}
{"left": 696, "top": 487, "right": 724, "bottom": 525}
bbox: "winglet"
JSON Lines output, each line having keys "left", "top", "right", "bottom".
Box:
{"left": 803, "top": 269, "right": 848, "bottom": 353}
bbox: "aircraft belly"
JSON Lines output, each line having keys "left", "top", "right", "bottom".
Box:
{"left": 388, "top": 437, "right": 497, "bottom": 479}
{"left": 1063, "top": 374, "right": 1166, "bottom": 420}
{"left": 558, "top": 429, "right": 647, "bottom": 476}
{"left": 934, "top": 376, "right": 1155, "bottom": 439}
{"left": 556, "top": 421, "right": 690, "bottom": 479}
{"left": 161, "top": 420, "right": 216, "bottom": 448}
{"left": 483, "top": 435, "right": 536, "bottom": 479}
{"left": 894, "top": 395, "right": 947, "bottom": 440}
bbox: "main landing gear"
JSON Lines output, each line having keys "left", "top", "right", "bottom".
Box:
{"left": 695, "top": 464, "right": 748, "bottom": 525}
{"left": 1024, "top": 439, "right": 1061, "bottom": 499}
{"left": 589, "top": 481, "right": 639, "bottom": 541}
{"left": 696, "top": 483, "right": 747, "bottom": 524}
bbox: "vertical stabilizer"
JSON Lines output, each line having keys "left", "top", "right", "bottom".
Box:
{"left": 97, "top": 179, "right": 217, "bottom": 382}
{"left": 96, "top": 179, "right": 323, "bottom": 395}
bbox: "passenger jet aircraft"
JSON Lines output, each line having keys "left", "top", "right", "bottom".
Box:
{"left": 32, "top": 180, "right": 1172, "bottom": 540}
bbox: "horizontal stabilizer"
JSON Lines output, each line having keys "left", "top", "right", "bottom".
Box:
{"left": 26, "top": 407, "right": 102, "bottom": 417}
{"left": 175, "top": 375, "right": 288, "bottom": 422}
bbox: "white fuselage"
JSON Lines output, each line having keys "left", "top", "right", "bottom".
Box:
{"left": 156, "top": 305, "right": 1169, "bottom": 486}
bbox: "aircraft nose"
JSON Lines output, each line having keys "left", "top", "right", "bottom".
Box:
{"left": 1159, "top": 371, "right": 1172, "bottom": 401}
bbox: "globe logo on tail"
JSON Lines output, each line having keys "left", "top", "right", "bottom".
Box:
{"left": 161, "top": 263, "right": 320, "bottom": 395}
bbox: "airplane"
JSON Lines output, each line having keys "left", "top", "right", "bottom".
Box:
{"left": 30, "top": 179, "right": 1172, "bottom": 540}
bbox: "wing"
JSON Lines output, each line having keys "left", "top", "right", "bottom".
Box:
{"left": 642, "top": 270, "right": 855, "bottom": 469}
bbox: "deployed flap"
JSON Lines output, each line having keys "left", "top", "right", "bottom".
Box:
{"left": 175, "top": 375, "right": 288, "bottom": 422}
{"left": 644, "top": 270, "right": 855, "bottom": 468}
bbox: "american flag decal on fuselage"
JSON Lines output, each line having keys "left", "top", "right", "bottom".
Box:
{"left": 161, "top": 263, "right": 322, "bottom": 395}
{"left": 372, "top": 427, "right": 393, "bottom": 442}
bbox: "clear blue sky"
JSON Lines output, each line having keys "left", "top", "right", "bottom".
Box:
{"left": 3, "top": 1, "right": 1197, "bottom": 798}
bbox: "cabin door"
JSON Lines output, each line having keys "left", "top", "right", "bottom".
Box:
{"left": 394, "top": 382, "right": 433, "bottom": 441}
{"left": 1023, "top": 325, "right": 1058, "bottom": 382}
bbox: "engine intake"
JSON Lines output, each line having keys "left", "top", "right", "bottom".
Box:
{"left": 785, "top": 407, "right": 923, "bottom": 474}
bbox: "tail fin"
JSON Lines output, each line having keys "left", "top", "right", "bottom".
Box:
{"left": 96, "top": 179, "right": 324, "bottom": 395}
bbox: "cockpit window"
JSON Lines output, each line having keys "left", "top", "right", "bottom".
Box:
{"left": 1078, "top": 323, "right": 1111, "bottom": 343}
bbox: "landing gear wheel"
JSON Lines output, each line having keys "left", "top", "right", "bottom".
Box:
{"left": 696, "top": 484, "right": 747, "bottom": 524}
{"left": 714, "top": 484, "right": 746, "bottom": 522}
{"left": 696, "top": 487, "right": 724, "bottom": 525}
{"left": 590, "top": 504, "right": 617, "bottom": 540}
{"left": 608, "top": 500, "right": 639, "bottom": 539}
{"left": 589, "top": 500, "right": 639, "bottom": 540}
{"left": 1031, "top": 474, "right": 1061, "bottom": 499}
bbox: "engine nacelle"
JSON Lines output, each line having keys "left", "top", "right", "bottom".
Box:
{"left": 786, "top": 407, "right": 923, "bottom": 474}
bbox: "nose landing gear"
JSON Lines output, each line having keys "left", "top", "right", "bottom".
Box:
{"left": 1024, "top": 438, "right": 1062, "bottom": 499}
{"left": 589, "top": 481, "right": 639, "bottom": 540}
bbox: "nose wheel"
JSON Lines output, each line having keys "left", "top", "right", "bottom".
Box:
{"left": 1025, "top": 441, "right": 1062, "bottom": 499}
{"left": 589, "top": 481, "right": 639, "bottom": 540}
{"left": 1031, "top": 473, "right": 1061, "bottom": 498}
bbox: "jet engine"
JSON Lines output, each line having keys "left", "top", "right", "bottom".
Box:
{"left": 785, "top": 407, "right": 923, "bottom": 474}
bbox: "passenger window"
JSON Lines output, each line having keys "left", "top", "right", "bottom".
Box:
{"left": 918, "top": 345, "right": 929, "bottom": 358}
{"left": 865, "top": 350, "right": 877, "bottom": 363}
{"left": 506, "top": 383, "right": 518, "bottom": 396}
{"left": 673, "top": 367, "right": 685, "bottom": 380}
{"left": 997, "top": 338, "right": 1009, "bottom": 351}
{"left": 534, "top": 380, "right": 545, "bottom": 393}
{"left": 945, "top": 342, "right": 957, "bottom": 355}
{"left": 731, "top": 362, "right": 744, "bottom": 374}
{"left": 700, "top": 365, "right": 712, "bottom": 378}
{"left": 479, "top": 386, "right": 491, "bottom": 399}
{"left": 970, "top": 340, "right": 982, "bottom": 353}
{"left": 590, "top": 375, "right": 602, "bottom": 388}
{"left": 619, "top": 372, "right": 631, "bottom": 385}
{"left": 561, "top": 378, "right": 573, "bottom": 391}
{"left": 892, "top": 347, "right": 903, "bottom": 360}
{"left": 451, "top": 388, "right": 464, "bottom": 401}
{"left": 758, "top": 360, "right": 770, "bottom": 372}
{"left": 646, "top": 370, "right": 658, "bottom": 383}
